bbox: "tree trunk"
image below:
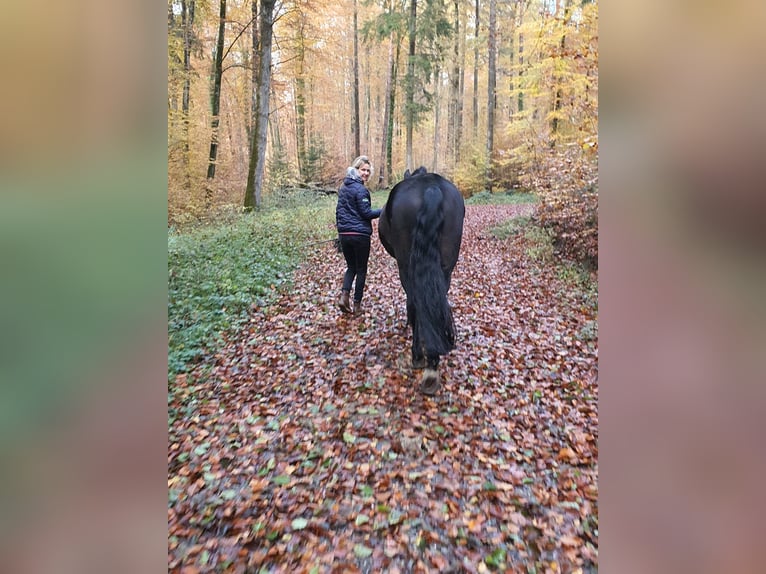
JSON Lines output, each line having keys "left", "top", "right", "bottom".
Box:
{"left": 379, "top": 36, "right": 395, "bottom": 188}
{"left": 386, "top": 38, "right": 401, "bottom": 183}
{"left": 472, "top": 0, "right": 479, "bottom": 138}
{"left": 432, "top": 63, "right": 440, "bottom": 171}
{"left": 295, "top": 12, "right": 308, "bottom": 182}
{"left": 449, "top": 0, "right": 460, "bottom": 163}
{"left": 244, "top": 0, "right": 276, "bottom": 210}
{"left": 518, "top": 28, "right": 525, "bottom": 113}
{"left": 168, "top": 4, "right": 178, "bottom": 113}
{"left": 181, "top": 0, "right": 195, "bottom": 192}
{"left": 205, "top": 0, "right": 227, "bottom": 201}
{"left": 365, "top": 43, "right": 371, "bottom": 151}
{"left": 405, "top": 0, "right": 417, "bottom": 171}
{"left": 550, "top": 0, "right": 570, "bottom": 145}
{"left": 248, "top": 0, "right": 258, "bottom": 152}
{"left": 269, "top": 80, "right": 282, "bottom": 151}
{"left": 486, "top": 0, "right": 497, "bottom": 191}
{"left": 353, "top": 0, "right": 361, "bottom": 158}
{"left": 458, "top": 8, "right": 465, "bottom": 160}
{"left": 181, "top": 0, "right": 194, "bottom": 119}
{"left": 507, "top": 2, "right": 517, "bottom": 119}
{"left": 378, "top": 38, "right": 392, "bottom": 187}
{"left": 517, "top": 0, "right": 526, "bottom": 115}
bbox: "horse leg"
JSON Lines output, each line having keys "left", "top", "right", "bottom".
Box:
{"left": 419, "top": 355, "right": 441, "bottom": 395}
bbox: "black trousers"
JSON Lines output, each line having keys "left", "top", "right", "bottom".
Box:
{"left": 340, "top": 234, "right": 371, "bottom": 303}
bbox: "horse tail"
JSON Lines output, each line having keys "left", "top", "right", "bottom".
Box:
{"left": 408, "top": 184, "right": 456, "bottom": 356}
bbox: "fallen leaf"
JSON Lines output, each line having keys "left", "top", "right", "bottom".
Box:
{"left": 354, "top": 544, "right": 373, "bottom": 558}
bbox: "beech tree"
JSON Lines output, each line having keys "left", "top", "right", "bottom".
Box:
{"left": 486, "top": 0, "right": 496, "bottom": 190}
{"left": 362, "top": 0, "right": 406, "bottom": 187}
{"left": 244, "top": 0, "right": 277, "bottom": 210}
{"left": 353, "top": 0, "right": 361, "bottom": 158}
{"left": 205, "top": 0, "right": 227, "bottom": 200}
{"left": 471, "top": 0, "right": 479, "bottom": 137}
{"left": 404, "top": 0, "right": 417, "bottom": 170}
{"left": 447, "top": 0, "right": 462, "bottom": 163}
{"left": 248, "top": 0, "right": 259, "bottom": 149}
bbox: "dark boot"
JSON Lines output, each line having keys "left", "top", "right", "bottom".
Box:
{"left": 337, "top": 290, "right": 352, "bottom": 313}
{"left": 353, "top": 300, "right": 362, "bottom": 315}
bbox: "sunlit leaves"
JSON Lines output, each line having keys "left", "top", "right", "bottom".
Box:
{"left": 291, "top": 517, "right": 309, "bottom": 530}
{"left": 353, "top": 544, "right": 373, "bottom": 558}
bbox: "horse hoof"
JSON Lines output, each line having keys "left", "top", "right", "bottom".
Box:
{"left": 412, "top": 357, "right": 427, "bottom": 369}
{"left": 419, "top": 370, "right": 441, "bottom": 395}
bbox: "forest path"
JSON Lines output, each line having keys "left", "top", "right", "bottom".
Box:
{"left": 168, "top": 203, "right": 598, "bottom": 573}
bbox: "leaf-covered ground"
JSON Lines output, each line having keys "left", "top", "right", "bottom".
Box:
{"left": 168, "top": 204, "right": 598, "bottom": 573}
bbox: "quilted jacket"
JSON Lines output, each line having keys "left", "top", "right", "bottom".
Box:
{"left": 335, "top": 168, "right": 381, "bottom": 236}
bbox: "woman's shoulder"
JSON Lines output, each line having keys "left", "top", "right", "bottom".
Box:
{"left": 348, "top": 180, "right": 368, "bottom": 194}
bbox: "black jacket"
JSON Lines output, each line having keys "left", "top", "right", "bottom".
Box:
{"left": 335, "top": 169, "right": 381, "bottom": 236}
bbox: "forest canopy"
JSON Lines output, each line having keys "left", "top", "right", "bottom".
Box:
{"left": 168, "top": 0, "right": 597, "bottom": 266}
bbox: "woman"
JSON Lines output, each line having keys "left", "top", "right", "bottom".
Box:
{"left": 335, "top": 155, "right": 381, "bottom": 314}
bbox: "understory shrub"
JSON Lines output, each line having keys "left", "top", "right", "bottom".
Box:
{"left": 537, "top": 181, "right": 598, "bottom": 270}
{"left": 526, "top": 144, "right": 598, "bottom": 271}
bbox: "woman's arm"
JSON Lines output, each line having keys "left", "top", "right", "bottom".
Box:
{"left": 355, "top": 186, "right": 381, "bottom": 220}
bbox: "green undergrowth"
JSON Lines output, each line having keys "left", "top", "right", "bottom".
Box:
{"left": 168, "top": 194, "right": 338, "bottom": 379}
{"left": 465, "top": 190, "right": 538, "bottom": 205}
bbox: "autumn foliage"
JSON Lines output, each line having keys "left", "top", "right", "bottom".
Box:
{"left": 533, "top": 145, "right": 598, "bottom": 270}
{"left": 168, "top": 204, "right": 598, "bottom": 572}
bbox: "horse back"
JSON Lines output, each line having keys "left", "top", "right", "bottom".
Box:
{"left": 379, "top": 173, "right": 465, "bottom": 272}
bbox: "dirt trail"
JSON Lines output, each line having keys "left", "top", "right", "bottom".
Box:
{"left": 168, "top": 204, "right": 598, "bottom": 573}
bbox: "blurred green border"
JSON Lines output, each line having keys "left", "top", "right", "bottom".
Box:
{"left": 0, "top": 143, "right": 167, "bottom": 445}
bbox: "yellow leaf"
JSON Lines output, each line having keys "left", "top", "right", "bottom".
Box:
{"left": 557, "top": 447, "right": 576, "bottom": 461}
{"left": 560, "top": 535, "right": 581, "bottom": 547}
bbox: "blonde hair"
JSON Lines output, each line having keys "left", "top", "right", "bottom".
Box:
{"left": 352, "top": 155, "right": 371, "bottom": 170}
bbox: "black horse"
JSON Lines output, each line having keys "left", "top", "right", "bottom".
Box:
{"left": 378, "top": 167, "right": 465, "bottom": 394}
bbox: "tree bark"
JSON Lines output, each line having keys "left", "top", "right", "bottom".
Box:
{"left": 405, "top": 0, "right": 417, "bottom": 171}
{"left": 353, "top": 0, "right": 361, "bottom": 158}
{"left": 248, "top": 0, "right": 258, "bottom": 152}
{"left": 449, "top": 0, "right": 461, "bottom": 163}
{"left": 458, "top": 7, "right": 465, "bottom": 159}
{"left": 472, "top": 0, "right": 479, "bottom": 138}
{"left": 378, "top": 36, "right": 393, "bottom": 188}
{"left": 517, "top": 0, "right": 528, "bottom": 114}
{"left": 269, "top": 80, "right": 282, "bottom": 151}
{"left": 181, "top": 0, "right": 194, "bottom": 119}
{"left": 507, "top": 2, "right": 517, "bottom": 119}
{"left": 244, "top": 0, "right": 276, "bottom": 210}
{"left": 432, "top": 63, "right": 440, "bottom": 171}
{"left": 205, "top": 0, "right": 227, "bottom": 199}
{"left": 181, "top": 0, "right": 195, "bottom": 192}
{"left": 364, "top": 43, "right": 371, "bottom": 151}
{"left": 386, "top": 38, "right": 400, "bottom": 184}
{"left": 486, "top": 0, "right": 497, "bottom": 191}
{"left": 294, "top": 11, "right": 308, "bottom": 182}
{"left": 550, "top": 0, "right": 570, "bottom": 145}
